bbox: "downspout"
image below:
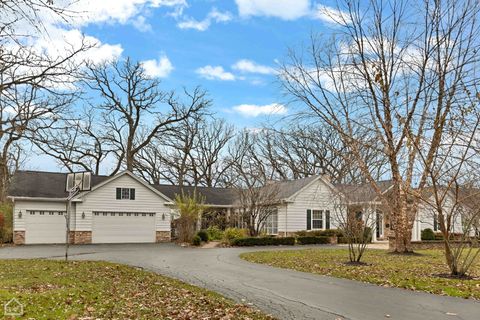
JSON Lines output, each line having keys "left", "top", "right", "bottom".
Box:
{"left": 284, "top": 202, "right": 288, "bottom": 237}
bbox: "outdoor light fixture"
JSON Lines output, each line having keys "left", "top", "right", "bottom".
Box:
{"left": 18, "top": 211, "right": 22, "bottom": 219}
{"left": 162, "top": 213, "right": 166, "bottom": 221}
{"left": 82, "top": 212, "right": 85, "bottom": 219}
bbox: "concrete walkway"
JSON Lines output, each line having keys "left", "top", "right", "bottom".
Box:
{"left": 0, "top": 244, "right": 478, "bottom": 320}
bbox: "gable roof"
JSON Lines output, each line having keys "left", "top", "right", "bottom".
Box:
{"left": 271, "top": 175, "right": 323, "bottom": 200}
{"left": 8, "top": 171, "right": 110, "bottom": 199}
{"left": 153, "top": 185, "right": 238, "bottom": 206}
{"left": 334, "top": 180, "right": 394, "bottom": 203}
{"left": 8, "top": 170, "right": 236, "bottom": 206}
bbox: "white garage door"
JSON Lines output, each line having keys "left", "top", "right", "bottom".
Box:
{"left": 92, "top": 212, "right": 156, "bottom": 243}
{"left": 25, "top": 210, "right": 66, "bottom": 244}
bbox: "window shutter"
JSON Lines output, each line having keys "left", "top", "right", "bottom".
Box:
{"left": 306, "top": 209, "right": 311, "bottom": 230}
{"left": 325, "top": 210, "right": 330, "bottom": 229}
{"left": 130, "top": 188, "right": 135, "bottom": 200}
{"left": 116, "top": 188, "right": 121, "bottom": 199}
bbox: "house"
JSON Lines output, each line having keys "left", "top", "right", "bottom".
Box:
{"left": 9, "top": 170, "right": 467, "bottom": 245}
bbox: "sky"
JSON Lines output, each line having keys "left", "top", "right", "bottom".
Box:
{"left": 22, "top": 0, "right": 346, "bottom": 171}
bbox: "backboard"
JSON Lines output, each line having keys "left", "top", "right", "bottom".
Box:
{"left": 66, "top": 172, "right": 92, "bottom": 192}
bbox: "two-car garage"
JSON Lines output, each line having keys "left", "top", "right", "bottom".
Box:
{"left": 23, "top": 210, "right": 157, "bottom": 244}
{"left": 92, "top": 212, "right": 156, "bottom": 243}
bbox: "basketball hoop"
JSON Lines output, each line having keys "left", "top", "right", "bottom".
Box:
{"left": 64, "top": 172, "right": 92, "bottom": 261}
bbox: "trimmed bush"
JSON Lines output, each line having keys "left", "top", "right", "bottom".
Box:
{"left": 421, "top": 228, "right": 435, "bottom": 240}
{"left": 196, "top": 230, "right": 209, "bottom": 242}
{"left": 297, "top": 236, "right": 330, "bottom": 245}
{"left": 192, "top": 235, "right": 202, "bottom": 246}
{"left": 434, "top": 232, "right": 444, "bottom": 240}
{"left": 232, "top": 237, "right": 296, "bottom": 246}
{"left": 206, "top": 226, "right": 224, "bottom": 241}
{"left": 223, "top": 228, "right": 248, "bottom": 244}
{"left": 295, "top": 229, "right": 342, "bottom": 237}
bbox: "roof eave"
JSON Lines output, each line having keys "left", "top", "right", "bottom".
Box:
{"left": 8, "top": 196, "right": 67, "bottom": 202}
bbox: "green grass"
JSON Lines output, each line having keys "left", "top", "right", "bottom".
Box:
{"left": 241, "top": 249, "right": 480, "bottom": 299}
{"left": 0, "top": 259, "right": 274, "bottom": 319}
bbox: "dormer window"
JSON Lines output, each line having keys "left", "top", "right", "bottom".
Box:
{"left": 116, "top": 188, "right": 135, "bottom": 200}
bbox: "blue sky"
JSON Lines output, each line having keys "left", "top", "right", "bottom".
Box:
{"left": 74, "top": 0, "right": 341, "bottom": 127}
{"left": 25, "top": 0, "right": 346, "bottom": 171}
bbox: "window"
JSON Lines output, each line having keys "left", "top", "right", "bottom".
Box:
{"left": 312, "top": 210, "right": 323, "bottom": 229}
{"left": 264, "top": 209, "right": 278, "bottom": 235}
{"left": 116, "top": 188, "right": 135, "bottom": 200}
{"left": 433, "top": 214, "right": 438, "bottom": 231}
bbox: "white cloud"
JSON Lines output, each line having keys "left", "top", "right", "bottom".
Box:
{"left": 177, "top": 8, "right": 232, "bottom": 31}
{"left": 196, "top": 65, "right": 236, "bottom": 81}
{"left": 232, "top": 103, "right": 287, "bottom": 117}
{"left": 235, "top": 0, "right": 311, "bottom": 20}
{"left": 132, "top": 15, "right": 152, "bottom": 32}
{"left": 142, "top": 54, "right": 174, "bottom": 78}
{"left": 313, "top": 5, "right": 351, "bottom": 25}
{"left": 34, "top": 27, "right": 123, "bottom": 65}
{"left": 232, "top": 59, "right": 276, "bottom": 75}
{"left": 69, "top": 0, "right": 187, "bottom": 26}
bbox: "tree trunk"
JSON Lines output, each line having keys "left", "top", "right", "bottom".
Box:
{"left": 0, "top": 157, "right": 9, "bottom": 203}
{"left": 392, "top": 205, "right": 413, "bottom": 253}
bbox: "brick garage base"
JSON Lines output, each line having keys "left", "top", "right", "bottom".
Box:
{"left": 69, "top": 231, "right": 92, "bottom": 244}
{"left": 13, "top": 231, "right": 25, "bottom": 245}
{"left": 156, "top": 231, "right": 171, "bottom": 243}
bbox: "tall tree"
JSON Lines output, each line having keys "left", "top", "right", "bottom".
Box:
{"left": 280, "top": 0, "right": 480, "bottom": 252}
{"left": 86, "top": 58, "right": 209, "bottom": 174}
{"left": 0, "top": 0, "right": 90, "bottom": 199}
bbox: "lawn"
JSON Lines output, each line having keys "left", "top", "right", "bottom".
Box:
{"left": 241, "top": 249, "right": 480, "bottom": 299}
{"left": 0, "top": 259, "right": 274, "bottom": 319}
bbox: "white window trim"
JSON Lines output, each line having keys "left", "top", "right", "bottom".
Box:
{"left": 310, "top": 209, "right": 325, "bottom": 230}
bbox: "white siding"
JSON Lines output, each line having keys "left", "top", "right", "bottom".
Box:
{"left": 417, "top": 195, "right": 464, "bottom": 235}
{"left": 75, "top": 174, "right": 171, "bottom": 232}
{"left": 13, "top": 200, "right": 68, "bottom": 231}
{"left": 280, "top": 178, "right": 343, "bottom": 233}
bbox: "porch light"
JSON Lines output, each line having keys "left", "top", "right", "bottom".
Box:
{"left": 18, "top": 211, "right": 22, "bottom": 219}
{"left": 81, "top": 212, "right": 85, "bottom": 219}
{"left": 162, "top": 213, "right": 166, "bottom": 221}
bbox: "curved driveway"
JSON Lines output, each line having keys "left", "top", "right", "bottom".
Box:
{"left": 0, "top": 244, "right": 479, "bottom": 320}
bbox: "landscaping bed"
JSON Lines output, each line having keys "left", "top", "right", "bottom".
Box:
{"left": 0, "top": 259, "right": 274, "bottom": 319}
{"left": 240, "top": 249, "right": 480, "bottom": 299}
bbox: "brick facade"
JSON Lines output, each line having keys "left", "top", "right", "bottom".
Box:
{"left": 156, "top": 231, "right": 171, "bottom": 242}
{"left": 13, "top": 231, "right": 25, "bottom": 245}
{"left": 69, "top": 231, "right": 92, "bottom": 244}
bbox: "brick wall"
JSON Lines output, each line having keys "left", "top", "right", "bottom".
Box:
{"left": 69, "top": 231, "right": 92, "bottom": 244}
{"left": 156, "top": 231, "right": 171, "bottom": 243}
{"left": 13, "top": 231, "right": 25, "bottom": 245}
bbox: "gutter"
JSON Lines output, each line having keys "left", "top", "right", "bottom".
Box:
{"left": 8, "top": 196, "right": 68, "bottom": 202}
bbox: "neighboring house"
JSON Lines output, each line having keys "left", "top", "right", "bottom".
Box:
{"left": 9, "top": 170, "right": 473, "bottom": 245}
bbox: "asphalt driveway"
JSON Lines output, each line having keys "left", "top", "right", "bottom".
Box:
{"left": 0, "top": 244, "right": 478, "bottom": 320}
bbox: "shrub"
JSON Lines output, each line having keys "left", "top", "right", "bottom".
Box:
{"left": 196, "top": 230, "right": 209, "bottom": 242}
{"left": 434, "top": 232, "right": 444, "bottom": 240}
{"left": 192, "top": 235, "right": 202, "bottom": 246}
{"left": 232, "top": 237, "right": 295, "bottom": 246}
{"left": 206, "top": 226, "right": 224, "bottom": 241}
{"left": 223, "top": 228, "right": 248, "bottom": 244}
{"left": 421, "top": 228, "right": 435, "bottom": 241}
{"left": 297, "top": 236, "right": 330, "bottom": 245}
{"left": 295, "top": 229, "right": 342, "bottom": 237}
{"left": 0, "top": 203, "right": 13, "bottom": 244}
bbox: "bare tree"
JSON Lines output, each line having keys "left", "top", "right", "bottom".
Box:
{"left": 228, "top": 130, "right": 280, "bottom": 236}
{"left": 85, "top": 58, "right": 210, "bottom": 174}
{"left": 33, "top": 109, "right": 112, "bottom": 174}
{"left": 415, "top": 105, "right": 480, "bottom": 276}
{"left": 0, "top": 0, "right": 91, "bottom": 198}
{"left": 332, "top": 185, "right": 377, "bottom": 263}
{"left": 280, "top": 0, "right": 480, "bottom": 252}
